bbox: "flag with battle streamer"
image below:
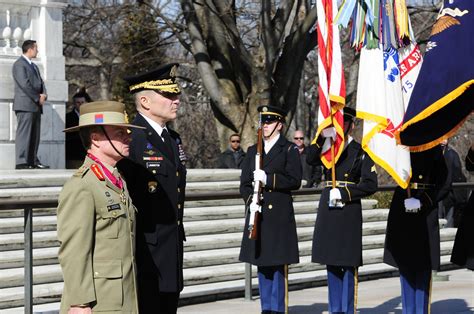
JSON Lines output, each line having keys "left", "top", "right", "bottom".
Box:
{"left": 312, "top": 0, "right": 346, "bottom": 169}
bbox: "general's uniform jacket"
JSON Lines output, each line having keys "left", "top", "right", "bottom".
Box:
{"left": 57, "top": 156, "right": 138, "bottom": 313}
{"left": 239, "top": 135, "right": 302, "bottom": 266}
{"left": 384, "top": 146, "right": 447, "bottom": 271}
{"left": 306, "top": 140, "right": 378, "bottom": 267}
{"left": 118, "top": 113, "right": 186, "bottom": 297}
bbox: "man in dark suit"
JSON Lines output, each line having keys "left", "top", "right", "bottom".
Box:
{"left": 118, "top": 63, "right": 186, "bottom": 313}
{"left": 239, "top": 105, "right": 302, "bottom": 314}
{"left": 306, "top": 107, "right": 378, "bottom": 314}
{"left": 12, "top": 39, "right": 48, "bottom": 169}
{"left": 293, "top": 129, "right": 323, "bottom": 187}
{"left": 217, "top": 133, "right": 246, "bottom": 168}
{"left": 65, "top": 89, "right": 92, "bottom": 168}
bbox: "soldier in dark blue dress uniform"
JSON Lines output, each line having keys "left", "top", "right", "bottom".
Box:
{"left": 118, "top": 64, "right": 187, "bottom": 314}
{"left": 306, "top": 107, "right": 378, "bottom": 314}
{"left": 239, "top": 105, "right": 302, "bottom": 314}
{"left": 384, "top": 145, "right": 447, "bottom": 314}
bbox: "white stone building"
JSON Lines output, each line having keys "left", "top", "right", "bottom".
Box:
{"left": 0, "top": 0, "right": 68, "bottom": 169}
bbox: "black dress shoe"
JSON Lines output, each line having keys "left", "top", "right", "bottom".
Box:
{"left": 34, "top": 163, "right": 50, "bottom": 169}
{"left": 15, "top": 164, "right": 33, "bottom": 169}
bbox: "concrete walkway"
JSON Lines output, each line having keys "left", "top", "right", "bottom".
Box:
{"left": 178, "top": 269, "right": 474, "bottom": 313}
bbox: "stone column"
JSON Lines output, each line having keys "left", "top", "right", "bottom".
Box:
{"left": 0, "top": 0, "right": 68, "bottom": 169}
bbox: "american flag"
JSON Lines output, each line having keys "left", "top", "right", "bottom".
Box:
{"left": 312, "top": 0, "right": 346, "bottom": 169}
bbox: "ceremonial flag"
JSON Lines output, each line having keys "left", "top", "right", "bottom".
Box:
{"left": 356, "top": 43, "right": 422, "bottom": 188}
{"left": 398, "top": 0, "right": 474, "bottom": 151}
{"left": 312, "top": 0, "right": 346, "bottom": 169}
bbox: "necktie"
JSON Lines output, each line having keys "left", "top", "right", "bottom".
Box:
{"left": 161, "top": 129, "right": 176, "bottom": 163}
{"left": 30, "top": 62, "right": 39, "bottom": 77}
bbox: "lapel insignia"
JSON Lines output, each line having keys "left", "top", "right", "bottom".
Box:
{"left": 146, "top": 142, "right": 154, "bottom": 150}
{"left": 90, "top": 164, "right": 105, "bottom": 181}
{"left": 371, "top": 165, "right": 377, "bottom": 173}
{"left": 148, "top": 181, "right": 158, "bottom": 193}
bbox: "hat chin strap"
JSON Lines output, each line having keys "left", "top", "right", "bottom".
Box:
{"left": 264, "top": 122, "right": 280, "bottom": 140}
{"left": 100, "top": 126, "right": 127, "bottom": 160}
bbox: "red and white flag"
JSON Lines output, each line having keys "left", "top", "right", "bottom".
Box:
{"left": 312, "top": 0, "right": 346, "bottom": 169}
{"left": 356, "top": 43, "right": 422, "bottom": 188}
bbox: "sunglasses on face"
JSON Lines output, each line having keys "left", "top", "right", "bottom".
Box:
{"left": 294, "top": 137, "right": 304, "bottom": 140}
{"left": 231, "top": 140, "right": 240, "bottom": 143}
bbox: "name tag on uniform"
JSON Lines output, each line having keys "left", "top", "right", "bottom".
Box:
{"left": 107, "top": 203, "right": 121, "bottom": 211}
{"left": 146, "top": 162, "right": 161, "bottom": 169}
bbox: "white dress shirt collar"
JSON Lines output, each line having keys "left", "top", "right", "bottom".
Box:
{"left": 140, "top": 113, "right": 168, "bottom": 141}
{"left": 264, "top": 134, "right": 280, "bottom": 154}
{"left": 22, "top": 54, "right": 32, "bottom": 65}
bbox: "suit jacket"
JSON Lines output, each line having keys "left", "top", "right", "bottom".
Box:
{"left": 12, "top": 56, "right": 45, "bottom": 112}
{"left": 117, "top": 113, "right": 186, "bottom": 300}
{"left": 57, "top": 156, "right": 138, "bottom": 313}
{"left": 239, "top": 135, "right": 302, "bottom": 266}
{"left": 306, "top": 140, "right": 378, "bottom": 267}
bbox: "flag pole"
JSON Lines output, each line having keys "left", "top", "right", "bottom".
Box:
{"left": 330, "top": 109, "right": 336, "bottom": 189}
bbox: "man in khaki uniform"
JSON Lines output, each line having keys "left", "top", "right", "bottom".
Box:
{"left": 57, "top": 101, "right": 144, "bottom": 313}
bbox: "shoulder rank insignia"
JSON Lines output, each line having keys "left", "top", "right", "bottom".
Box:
{"left": 73, "top": 165, "right": 90, "bottom": 177}
{"left": 90, "top": 164, "right": 105, "bottom": 181}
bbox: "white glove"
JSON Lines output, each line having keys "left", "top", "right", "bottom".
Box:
{"left": 321, "top": 127, "right": 337, "bottom": 141}
{"left": 249, "top": 202, "right": 261, "bottom": 213}
{"left": 404, "top": 197, "right": 421, "bottom": 213}
{"left": 329, "top": 188, "right": 343, "bottom": 207}
{"left": 253, "top": 169, "right": 267, "bottom": 186}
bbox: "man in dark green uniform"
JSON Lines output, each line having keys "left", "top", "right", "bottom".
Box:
{"left": 306, "top": 107, "right": 378, "bottom": 314}
{"left": 58, "top": 101, "right": 144, "bottom": 313}
{"left": 119, "top": 63, "right": 186, "bottom": 313}
{"left": 239, "top": 105, "right": 302, "bottom": 314}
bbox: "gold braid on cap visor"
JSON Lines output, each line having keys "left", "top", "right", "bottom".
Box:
{"left": 262, "top": 112, "right": 283, "bottom": 118}
{"left": 129, "top": 79, "right": 180, "bottom": 93}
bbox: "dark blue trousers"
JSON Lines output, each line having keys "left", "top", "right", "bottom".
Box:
{"left": 326, "top": 265, "right": 357, "bottom": 314}
{"left": 399, "top": 269, "right": 431, "bottom": 314}
{"left": 257, "top": 265, "right": 288, "bottom": 313}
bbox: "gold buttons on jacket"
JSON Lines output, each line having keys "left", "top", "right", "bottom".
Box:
{"left": 269, "top": 189, "right": 272, "bottom": 193}
{"left": 177, "top": 220, "right": 181, "bottom": 226}
{"left": 418, "top": 175, "right": 423, "bottom": 179}
{"left": 94, "top": 271, "right": 99, "bottom": 276}
{"left": 177, "top": 188, "right": 180, "bottom": 193}
{"left": 268, "top": 205, "right": 273, "bottom": 209}
{"left": 152, "top": 170, "right": 157, "bottom": 174}
{"left": 176, "top": 171, "right": 179, "bottom": 177}
{"left": 178, "top": 204, "right": 181, "bottom": 209}
{"left": 344, "top": 173, "right": 349, "bottom": 178}
{"left": 112, "top": 212, "right": 117, "bottom": 217}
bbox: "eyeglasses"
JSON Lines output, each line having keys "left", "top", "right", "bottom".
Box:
{"left": 294, "top": 137, "right": 304, "bottom": 140}
{"left": 231, "top": 140, "right": 240, "bottom": 143}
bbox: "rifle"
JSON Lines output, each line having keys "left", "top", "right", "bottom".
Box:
{"left": 248, "top": 115, "right": 264, "bottom": 240}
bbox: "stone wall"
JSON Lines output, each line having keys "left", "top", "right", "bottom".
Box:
{"left": 0, "top": 0, "right": 68, "bottom": 169}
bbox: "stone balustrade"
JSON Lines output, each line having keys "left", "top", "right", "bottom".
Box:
{"left": 0, "top": 3, "right": 34, "bottom": 54}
